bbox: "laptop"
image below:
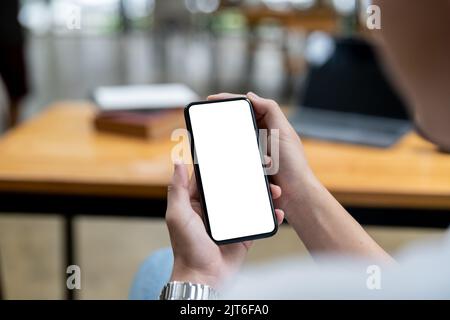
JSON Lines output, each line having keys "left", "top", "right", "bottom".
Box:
{"left": 289, "top": 37, "right": 412, "bottom": 148}
{"left": 289, "top": 107, "right": 411, "bottom": 148}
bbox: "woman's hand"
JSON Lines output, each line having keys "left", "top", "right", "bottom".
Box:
{"left": 166, "top": 91, "right": 392, "bottom": 291}
{"left": 166, "top": 162, "right": 285, "bottom": 289}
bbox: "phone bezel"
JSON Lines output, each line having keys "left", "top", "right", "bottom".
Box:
{"left": 184, "top": 97, "right": 278, "bottom": 245}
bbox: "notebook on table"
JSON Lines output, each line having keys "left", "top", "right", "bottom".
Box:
{"left": 91, "top": 83, "right": 198, "bottom": 139}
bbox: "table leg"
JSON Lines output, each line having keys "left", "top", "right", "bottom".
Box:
{"left": 64, "top": 215, "right": 75, "bottom": 300}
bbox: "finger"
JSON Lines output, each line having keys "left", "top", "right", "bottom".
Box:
{"left": 207, "top": 93, "right": 246, "bottom": 101}
{"left": 188, "top": 172, "right": 199, "bottom": 199}
{"left": 242, "top": 240, "right": 253, "bottom": 251}
{"left": 263, "top": 155, "right": 272, "bottom": 167}
{"left": 166, "top": 163, "right": 191, "bottom": 221}
{"left": 270, "top": 183, "right": 282, "bottom": 199}
{"left": 275, "top": 209, "right": 285, "bottom": 225}
{"left": 246, "top": 91, "right": 287, "bottom": 127}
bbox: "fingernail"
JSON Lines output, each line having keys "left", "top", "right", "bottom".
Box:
{"left": 173, "top": 158, "right": 183, "bottom": 168}
{"left": 247, "top": 91, "right": 259, "bottom": 99}
{"left": 172, "top": 161, "right": 181, "bottom": 182}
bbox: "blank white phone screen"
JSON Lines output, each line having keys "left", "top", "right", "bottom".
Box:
{"left": 188, "top": 99, "right": 276, "bottom": 242}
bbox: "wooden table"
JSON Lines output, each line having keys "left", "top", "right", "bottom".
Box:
{"left": 0, "top": 103, "right": 173, "bottom": 199}
{"left": 1, "top": 102, "right": 450, "bottom": 298}
{"left": 1, "top": 102, "right": 450, "bottom": 210}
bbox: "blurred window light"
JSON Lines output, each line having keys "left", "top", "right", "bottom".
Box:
{"left": 262, "top": 0, "right": 290, "bottom": 11}
{"left": 49, "top": 0, "right": 121, "bottom": 34}
{"left": 256, "top": 23, "right": 284, "bottom": 44}
{"left": 291, "top": 0, "right": 316, "bottom": 10}
{"left": 262, "top": 0, "right": 315, "bottom": 11}
{"left": 123, "top": 0, "right": 155, "bottom": 19}
{"left": 185, "top": 0, "right": 198, "bottom": 13}
{"left": 251, "top": 35, "right": 285, "bottom": 100}
{"left": 332, "top": 0, "right": 356, "bottom": 15}
{"left": 185, "top": 0, "right": 220, "bottom": 14}
{"left": 358, "top": 0, "right": 372, "bottom": 25}
{"left": 197, "top": 0, "right": 220, "bottom": 13}
{"left": 75, "top": 0, "right": 120, "bottom": 7}
{"left": 304, "top": 31, "right": 335, "bottom": 66}
{"left": 51, "top": 0, "right": 82, "bottom": 33}
{"left": 19, "top": 0, "right": 52, "bottom": 35}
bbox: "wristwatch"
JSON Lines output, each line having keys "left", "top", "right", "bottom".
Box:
{"left": 159, "top": 281, "right": 219, "bottom": 300}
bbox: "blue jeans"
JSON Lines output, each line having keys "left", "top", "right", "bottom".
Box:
{"left": 129, "top": 248, "right": 173, "bottom": 300}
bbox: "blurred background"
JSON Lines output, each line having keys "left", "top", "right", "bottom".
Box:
{"left": 0, "top": 0, "right": 448, "bottom": 300}
{"left": 5, "top": 0, "right": 376, "bottom": 121}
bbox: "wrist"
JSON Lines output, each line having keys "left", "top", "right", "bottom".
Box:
{"left": 281, "top": 170, "right": 325, "bottom": 220}
{"left": 170, "top": 263, "right": 222, "bottom": 289}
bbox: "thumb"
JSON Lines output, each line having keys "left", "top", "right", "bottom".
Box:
{"left": 166, "top": 162, "right": 191, "bottom": 220}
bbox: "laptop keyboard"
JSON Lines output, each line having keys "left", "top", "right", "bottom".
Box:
{"left": 289, "top": 107, "right": 412, "bottom": 148}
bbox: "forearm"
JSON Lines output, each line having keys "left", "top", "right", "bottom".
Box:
{"left": 283, "top": 172, "right": 393, "bottom": 262}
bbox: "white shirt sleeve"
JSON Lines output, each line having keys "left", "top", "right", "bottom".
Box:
{"left": 222, "top": 230, "right": 450, "bottom": 299}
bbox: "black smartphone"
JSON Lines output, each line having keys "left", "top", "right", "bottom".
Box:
{"left": 184, "top": 97, "right": 277, "bottom": 245}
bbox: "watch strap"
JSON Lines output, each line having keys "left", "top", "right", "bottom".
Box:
{"left": 159, "top": 281, "right": 218, "bottom": 300}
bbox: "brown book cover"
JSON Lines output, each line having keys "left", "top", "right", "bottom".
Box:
{"left": 93, "top": 109, "right": 185, "bottom": 139}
